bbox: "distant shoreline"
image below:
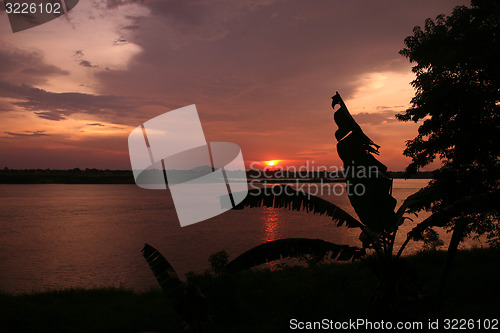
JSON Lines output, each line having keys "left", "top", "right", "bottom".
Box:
{"left": 0, "top": 169, "right": 434, "bottom": 184}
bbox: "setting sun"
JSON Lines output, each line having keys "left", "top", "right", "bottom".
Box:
{"left": 266, "top": 160, "right": 277, "bottom": 166}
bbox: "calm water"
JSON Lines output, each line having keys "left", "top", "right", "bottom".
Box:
{"left": 0, "top": 180, "right": 485, "bottom": 294}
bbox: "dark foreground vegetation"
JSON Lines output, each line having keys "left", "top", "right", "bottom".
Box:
{"left": 0, "top": 248, "right": 498, "bottom": 332}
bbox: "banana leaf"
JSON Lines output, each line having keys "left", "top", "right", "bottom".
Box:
{"left": 142, "top": 243, "right": 209, "bottom": 329}
{"left": 226, "top": 238, "right": 364, "bottom": 273}
{"left": 332, "top": 92, "right": 398, "bottom": 233}
{"left": 332, "top": 91, "right": 381, "bottom": 155}
{"left": 141, "top": 243, "right": 183, "bottom": 295}
{"left": 345, "top": 174, "right": 398, "bottom": 233}
{"left": 234, "top": 185, "right": 364, "bottom": 229}
{"left": 395, "top": 185, "right": 440, "bottom": 222}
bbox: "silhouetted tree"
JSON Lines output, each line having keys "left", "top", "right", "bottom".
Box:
{"left": 397, "top": 0, "right": 500, "bottom": 298}
{"left": 398, "top": 0, "right": 499, "bottom": 244}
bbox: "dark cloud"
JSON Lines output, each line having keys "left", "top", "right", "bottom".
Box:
{"left": 87, "top": 122, "right": 105, "bottom": 126}
{"left": 0, "top": 46, "right": 68, "bottom": 85}
{"left": 34, "top": 111, "right": 67, "bottom": 121}
{"left": 79, "top": 60, "right": 96, "bottom": 68}
{"left": 113, "top": 37, "right": 128, "bottom": 45}
{"left": 97, "top": 0, "right": 464, "bottom": 106}
{"left": 4, "top": 130, "right": 49, "bottom": 137}
{"left": 74, "top": 50, "right": 98, "bottom": 68}
{"left": 103, "top": 0, "right": 144, "bottom": 9}
{"left": 103, "top": 0, "right": 280, "bottom": 50}
{"left": 122, "top": 24, "right": 140, "bottom": 30}
{"left": 376, "top": 105, "right": 405, "bottom": 111}
{"left": 0, "top": 81, "right": 165, "bottom": 123}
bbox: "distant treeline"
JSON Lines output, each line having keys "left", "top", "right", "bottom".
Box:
{"left": 246, "top": 169, "right": 433, "bottom": 180}
{"left": 0, "top": 168, "right": 433, "bottom": 184}
{"left": 0, "top": 168, "right": 135, "bottom": 184}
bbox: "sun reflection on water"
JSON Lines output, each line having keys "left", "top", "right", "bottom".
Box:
{"left": 263, "top": 207, "right": 280, "bottom": 242}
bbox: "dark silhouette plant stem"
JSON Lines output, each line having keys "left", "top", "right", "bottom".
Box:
{"left": 438, "top": 219, "right": 467, "bottom": 305}
{"left": 396, "top": 237, "right": 411, "bottom": 259}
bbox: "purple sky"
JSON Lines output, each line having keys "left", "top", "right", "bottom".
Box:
{"left": 0, "top": 0, "right": 467, "bottom": 170}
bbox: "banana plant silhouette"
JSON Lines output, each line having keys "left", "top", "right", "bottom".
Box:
{"left": 227, "top": 93, "right": 430, "bottom": 271}
{"left": 142, "top": 92, "right": 442, "bottom": 323}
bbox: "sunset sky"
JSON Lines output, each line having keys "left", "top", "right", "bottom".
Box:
{"left": 0, "top": 0, "right": 466, "bottom": 171}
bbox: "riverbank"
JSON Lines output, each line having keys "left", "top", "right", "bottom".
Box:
{"left": 0, "top": 169, "right": 433, "bottom": 184}
{"left": 0, "top": 248, "right": 498, "bottom": 332}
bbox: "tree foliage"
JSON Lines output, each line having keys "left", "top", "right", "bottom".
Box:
{"left": 397, "top": 0, "right": 500, "bottom": 241}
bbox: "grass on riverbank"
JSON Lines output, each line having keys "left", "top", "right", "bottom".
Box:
{"left": 1, "top": 248, "right": 499, "bottom": 332}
